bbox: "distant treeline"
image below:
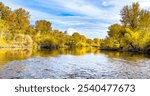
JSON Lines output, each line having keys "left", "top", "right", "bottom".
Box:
{"left": 101, "top": 2, "right": 150, "bottom": 54}
{"left": 0, "top": 2, "right": 101, "bottom": 49}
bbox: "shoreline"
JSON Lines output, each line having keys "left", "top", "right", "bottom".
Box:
{"left": 0, "top": 46, "right": 150, "bottom": 55}
{"left": 100, "top": 48, "right": 150, "bottom": 55}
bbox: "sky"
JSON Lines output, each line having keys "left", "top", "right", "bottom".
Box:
{"left": 1, "top": 0, "right": 150, "bottom": 39}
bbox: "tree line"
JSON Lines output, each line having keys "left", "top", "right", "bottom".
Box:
{"left": 1, "top": 2, "right": 150, "bottom": 54}
{"left": 0, "top": 2, "right": 101, "bottom": 49}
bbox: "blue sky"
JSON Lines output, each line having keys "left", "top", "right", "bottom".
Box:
{"left": 1, "top": 0, "right": 150, "bottom": 38}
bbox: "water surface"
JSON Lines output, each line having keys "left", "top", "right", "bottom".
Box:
{"left": 0, "top": 48, "right": 150, "bottom": 79}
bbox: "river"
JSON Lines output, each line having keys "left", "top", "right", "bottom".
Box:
{"left": 0, "top": 48, "right": 150, "bottom": 79}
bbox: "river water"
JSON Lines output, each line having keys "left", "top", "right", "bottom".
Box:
{"left": 0, "top": 48, "right": 150, "bottom": 79}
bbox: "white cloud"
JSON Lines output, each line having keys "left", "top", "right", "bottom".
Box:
{"left": 1, "top": 0, "right": 150, "bottom": 39}
{"left": 35, "top": 0, "right": 120, "bottom": 21}
{"left": 66, "top": 28, "right": 78, "bottom": 35}
{"left": 102, "top": 2, "right": 111, "bottom": 7}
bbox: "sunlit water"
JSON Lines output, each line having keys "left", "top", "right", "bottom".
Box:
{"left": 0, "top": 48, "right": 150, "bottom": 79}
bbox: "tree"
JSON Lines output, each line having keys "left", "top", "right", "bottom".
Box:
{"left": 93, "top": 38, "right": 101, "bottom": 47}
{"left": 120, "top": 2, "right": 140, "bottom": 30}
{"left": 86, "top": 39, "right": 93, "bottom": 46}
{"left": 0, "top": 2, "right": 11, "bottom": 20}
{"left": 35, "top": 20, "right": 52, "bottom": 34}
{"left": 139, "top": 31, "right": 150, "bottom": 49}
{"left": 26, "top": 25, "right": 36, "bottom": 35}
{"left": 138, "top": 10, "right": 150, "bottom": 33}
{"left": 124, "top": 28, "right": 140, "bottom": 50}
{"left": 72, "top": 32, "right": 80, "bottom": 44}
{"left": 10, "top": 8, "right": 30, "bottom": 33}
{"left": 71, "top": 32, "right": 87, "bottom": 47}
{"left": 52, "top": 30, "right": 66, "bottom": 47}
{"left": 0, "top": 19, "right": 8, "bottom": 37}
{"left": 108, "top": 24, "right": 123, "bottom": 37}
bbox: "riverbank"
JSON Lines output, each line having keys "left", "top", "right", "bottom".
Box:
{"left": 100, "top": 47, "right": 150, "bottom": 55}
{"left": 0, "top": 45, "right": 32, "bottom": 49}
{"left": 1, "top": 45, "right": 150, "bottom": 56}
